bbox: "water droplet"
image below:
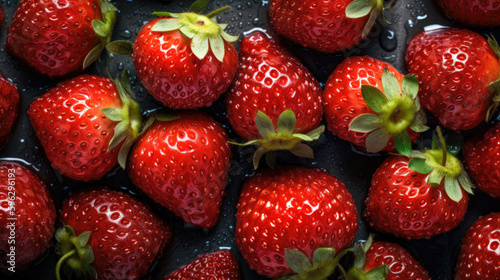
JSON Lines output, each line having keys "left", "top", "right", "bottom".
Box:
{"left": 380, "top": 29, "right": 397, "bottom": 52}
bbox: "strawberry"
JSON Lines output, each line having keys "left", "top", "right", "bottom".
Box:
{"left": 55, "top": 187, "right": 172, "bottom": 280}
{"left": 455, "top": 212, "right": 500, "bottom": 279}
{"left": 0, "top": 75, "right": 20, "bottom": 150}
{"left": 226, "top": 32, "right": 324, "bottom": 168}
{"left": 235, "top": 166, "right": 358, "bottom": 279}
{"left": 6, "top": 0, "right": 117, "bottom": 78}
{"left": 28, "top": 73, "right": 142, "bottom": 182}
{"left": 405, "top": 29, "right": 500, "bottom": 131}
{"left": 162, "top": 250, "right": 241, "bottom": 280}
{"left": 0, "top": 161, "right": 56, "bottom": 274}
{"left": 0, "top": 5, "right": 4, "bottom": 30}
{"left": 107, "top": 1, "right": 238, "bottom": 109}
{"left": 463, "top": 122, "right": 500, "bottom": 199}
{"left": 127, "top": 112, "right": 232, "bottom": 228}
{"left": 269, "top": 0, "right": 388, "bottom": 53}
{"left": 364, "top": 129, "right": 473, "bottom": 239}
{"left": 345, "top": 236, "right": 430, "bottom": 280}
{"left": 324, "top": 56, "right": 428, "bottom": 157}
{"left": 436, "top": 0, "right": 500, "bottom": 27}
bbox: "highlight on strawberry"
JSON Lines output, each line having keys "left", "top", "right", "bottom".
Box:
{"left": 106, "top": 0, "right": 239, "bottom": 109}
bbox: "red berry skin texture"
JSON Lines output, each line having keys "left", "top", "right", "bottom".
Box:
{"left": 235, "top": 166, "right": 358, "bottom": 279}
{"left": 6, "top": 0, "right": 103, "bottom": 78}
{"left": 0, "top": 5, "right": 4, "bottom": 30}
{"left": 405, "top": 29, "right": 500, "bottom": 131}
{"left": 365, "top": 242, "right": 430, "bottom": 280}
{"left": 132, "top": 18, "right": 238, "bottom": 109}
{"left": 455, "top": 212, "right": 500, "bottom": 279}
{"left": 28, "top": 75, "right": 123, "bottom": 182}
{"left": 364, "top": 156, "right": 469, "bottom": 239}
{"left": 0, "top": 75, "right": 20, "bottom": 150}
{"left": 226, "top": 32, "right": 323, "bottom": 140}
{"left": 436, "top": 0, "right": 500, "bottom": 28}
{"left": 162, "top": 250, "right": 241, "bottom": 280}
{"left": 464, "top": 122, "right": 500, "bottom": 199}
{"left": 60, "top": 188, "right": 172, "bottom": 280}
{"left": 0, "top": 161, "right": 56, "bottom": 273}
{"left": 128, "top": 112, "right": 232, "bottom": 228}
{"left": 269, "top": 0, "right": 370, "bottom": 53}
{"left": 324, "top": 56, "right": 419, "bottom": 151}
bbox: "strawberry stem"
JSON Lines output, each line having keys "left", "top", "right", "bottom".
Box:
{"left": 436, "top": 126, "right": 447, "bottom": 166}
{"left": 206, "top": 5, "right": 230, "bottom": 18}
{"left": 55, "top": 249, "right": 76, "bottom": 280}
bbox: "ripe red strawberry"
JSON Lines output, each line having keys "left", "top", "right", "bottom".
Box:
{"left": 235, "top": 166, "right": 358, "bottom": 279}
{"left": 364, "top": 150, "right": 471, "bottom": 239}
{"left": 28, "top": 74, "right": 142, "bottom": 182}
{"left": 455, "top": 212, "right": 500, "bottom": 279}
{"left": 162, "top": 250, "right": 241, "bottom": 280}
{"left": 0, "top": 75, "right": 20, "bottom": 150}
{"left": 107, "top": 3, "right": 238, "bottom": 109}
{"left": 463, "top": 122, "right": 500, "bottom": 199}
{"left": 436, "top": 0, "right": 500, "bottom": 27}
{"left": 226, "top": 32, "right": 324, "bottom": 167}
{"left": 0, "top": 161, "right": 56, "bottom": 274}
{"left": 345, "top": 236, "right": 430, "bottom": 280}
{"left": 127, "top": 112, "right": 232, "bottom": 228}
{"left": 0, "top": 5, "right": 4, "bottom": 30}
{"left": 56, "top": 187, "right": 172, "bottom": 280}
{"left": 324, "top": 56, "right": 427, "bottom": 157}
{"left": 269, "top": 0, "right": 386, "bottom": 53}
{"left": 6, "top": 0, "right": 117, "bottom": 78}
{"left": 406, "top": 29, "right": 500, "bottom": 131}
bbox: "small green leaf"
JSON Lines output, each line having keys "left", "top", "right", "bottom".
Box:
{"left": 191, "top": 34, "right": 210, "bottom": 60}
{"left": 228, "top": 139, "right": 259, "bottom": 146}
{"left": 290, "top": 143, "right": 314, "bottom": 159}
{"left": 409, "top": 110, "right": 429, "bottom": 133}
{"left": 218, "top": 23, "right": 228, "bottom": 30}
{"left": 92, "top": 20, "right": 107, "bottom": 37}
{"left": 209, "top": 34, "right": 225, "bottom": 62}
{"left": 458, "top": 173, "right": 474, "bottom": 195}
{"left": 265, "top": 151, "right": 276, "bottom": 168}
{"left": 361, "top": 85, "right": 388, "bottom": 113}
{"left": 179, "top": 25, "right": 197, "bottom": 39}
{"left": 86, "top": 265, "right": 98, "bottom": 279}
{"left": 393, "top": 130, "right": 412, "bottom": 158}
{"left": 189, "top": 0, "right": 210, "bottom": 13}
{"left": 77, "top": 231, "right": 91, "bottom": 247}
{"left": 253, "top": 146, "right": 267, "bottom": 169}
{"left": 365, "top": 129, "right": 390, "bottom": 153}
{"left": 401, "top": 74, "right": 419, "bottom": 99}
{"left": 256, "top": 111, "right": 276, "bottom": 139}
{"left": 117, "top": 136, "right": 136, "bottom": 169}
{"left": 349, "top": 114, "right": 381, "bottom": 133}
{"left": 431, "top": 131, "right": 441, "bottom": 150}
{"left": 108, "top": 121, "right": 129, "bottom": 151}
{"left": 364, "top": 264, "right": 389, "bottom": 280}
{"left": 102, "top": 107, "right": 124, "bottom": 122}
{"left": 292, "top": 133, "right": 313, "bottom": 142}
{"left": 408, "top": 158, "right": 432, "bottom": 174}
{"left": 428, "top": 169, "right": 445, "bottom": 186}
{"left": 152, "top": 18, "right": 181, "bottom": 32}
{"left": 444, "top": 176, "right": 463, "bottom": 202}
{"left": 488, "top": 35, "right": 500, "bottom": 59}
{"left": 106, "top": 40, "right": 133, "bottom": 56}
{"left": 285, "top": 249, "right": 312, "bottom": 274}
{"left": 345, "top": 0, "right": 374, "bottom": 18}
{"left": 83, "top": 44, "right": 103, "bottom": 69}
{"left": 221, "top": 30, "right": 239, "bottom": 42}
{"left": 362, "top": 9, "right": 379, "bottom": 37}
{"left": 277, "top": 110, "right": 296, "bottom": 136}
{"left": 381, "top": 68, "right": 401, "bottom": 101}
{"left": 153, "top": 12, "right": 180, "bottom": 18}
{"left": 305, "top": 125, "right": 325, "bottom": 140}
{"left": 411, "top": 150, "right": 425, "bottom": 158}
{"left": 312, "top": 248, "right": 336, "bottom": 266}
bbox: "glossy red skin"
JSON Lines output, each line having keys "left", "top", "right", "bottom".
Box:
{"left": 364, "top": 242, "right": 430, "bottom": 280}
{"left": 324, "top": 56, "right": 419, "bottom": 152}
{"left": 60, "top": 188, "right": 172, "bottom": 280}
{"left": 0, "top": 161, "right": 56, "bottom": 273}
{"left": 406, "top": 29, "right": 500, "bottom": 131}
{"left": 128, "top": 112, "right": 232, "bottom": 228}
{"left": 6, "top": 0, "right": 103, "bottom": 78}
{"left": 133, "top": 18, "right": 238, "bottom": 109}
{"left": 28, "top": 75, "right": 122, "bottom": 182}
{"left": 269, "top": 0, "right": 370, "bottom": 53}
{"left": 455, "top": 212, "right": 500, "bottom": 279}
{"left": 226, "top": 32, "right": 323, "bottom": 140}
{"left": 436, "top": 0, "right": 500, "bottom": 27}
{"left": 0, "top": 75, "right": 19, "bottom": 150}
{"left": 163, "top": 250, "right": 241, "bottom": 280}
{"left": 364, "top": 156, "right": 469, "bottom": 239}
{"left": 0, "top": 5, "right": 4, "bottom": 30}
{"left": 235, "top": 166, "right": 358, "bottom": 279}
{"left": 464, "top": 122, "right": 500, "bottom": 199}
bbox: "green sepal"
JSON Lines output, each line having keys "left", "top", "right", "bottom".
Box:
{"left": 349, "top": 114, "right": 381, "bottom": 133}
{"left": 345, "top": 0, "right": 374, "bottom": 18}
{"left": 361, "top": 85, "right": 388, "bottom": 113}
{"left": 151, "top": 18, "right": 181, "bottom": 32}
{"left": 408, "top": 158, "right": 432, "bottom": 174}
{"left": 428, "top": 169, "right": 445, "bottom": 187}
{"left": 409, "top": 110, "right": 429, "bottom": 132}
{"left": 101, "top": 107, "right": 123, "bottom": 122}
{"left": 55, "top": 225, "right": 96, "bottom": 280}
{"left": 458, "top": 173, "right": 474, "bottom": 195}
{"left": 106, "top": 40, "right": 134, "bottom": 56}
{"left": 84, "top": 0, "right": 117, "bottom": 69}
{"left": 445, "top": 175, "right": 463, "bottom": 202}
{"left": 190, "top": 0, "right": 210, "bottom": 13}
{"left": 401, "top": 74, "right": 419, "bottom": 99}
{"left": 277, "top": 247, "right": 341, "bottom": 280}
{"left": 256, "top": 110, "right": 275, "bottom": 139}
{"left": 285, "top": 249, "right": 312, "bottom": 274}
{"left": 488, "top": 35, "right": 500, "bottom": 59}
{"left": 393, "top": 130, "right": 412, "bottom": 158}
{"left": 191, "top": 33, "right": 210, "bottom": 60}
{"left": 153, "top": 11, "right": 181, "bottom": 17}
{"left": 277, "top": 108, "right": 296, "bottom": 135}
{"left": 365, "top": 129, "right": 390, "bottom": 153}
{"left": 381, "top": 67, "right": 401, "bottom": 101}
{"left": 343, "top": 235, "right": 389, "bottom": 280}
{"left": 364, "top": 265, "right": 389, "bottom": 280}
{"left": 209, "top": 34, "right": 225, "bottom": 62}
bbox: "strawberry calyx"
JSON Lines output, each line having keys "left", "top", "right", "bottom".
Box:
{"left": 101, "top": 70, "right": 142, "bottom": 169}
{"left": 83, "top": 0, "right": 118, "bottom": 69}
{"left": 408, "top": 127, "right": 474, "bottom": 202}
{"left": 343, "top": 235, "right": 389, "bottom": 280}
{"left": 349, "top": 68, "right": 428, "bottom": 157}
{"left": 229, "top": 110, "right": 325, "bottom": 169}
{"left": 346, "top": 0, "right": 391, "bottom": 37}
{"left": 277, "top": 247, "right": 347, "bottom": 280}
{"left": 54, "top": 225, "right": 96, "bottom": 280}
{"left": 486, "top": 35, "right": 500, "bottom": 121}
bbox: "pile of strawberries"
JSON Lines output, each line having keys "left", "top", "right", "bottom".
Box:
{"left": 1, "top": 0, "right": 500, "bottom": 279}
